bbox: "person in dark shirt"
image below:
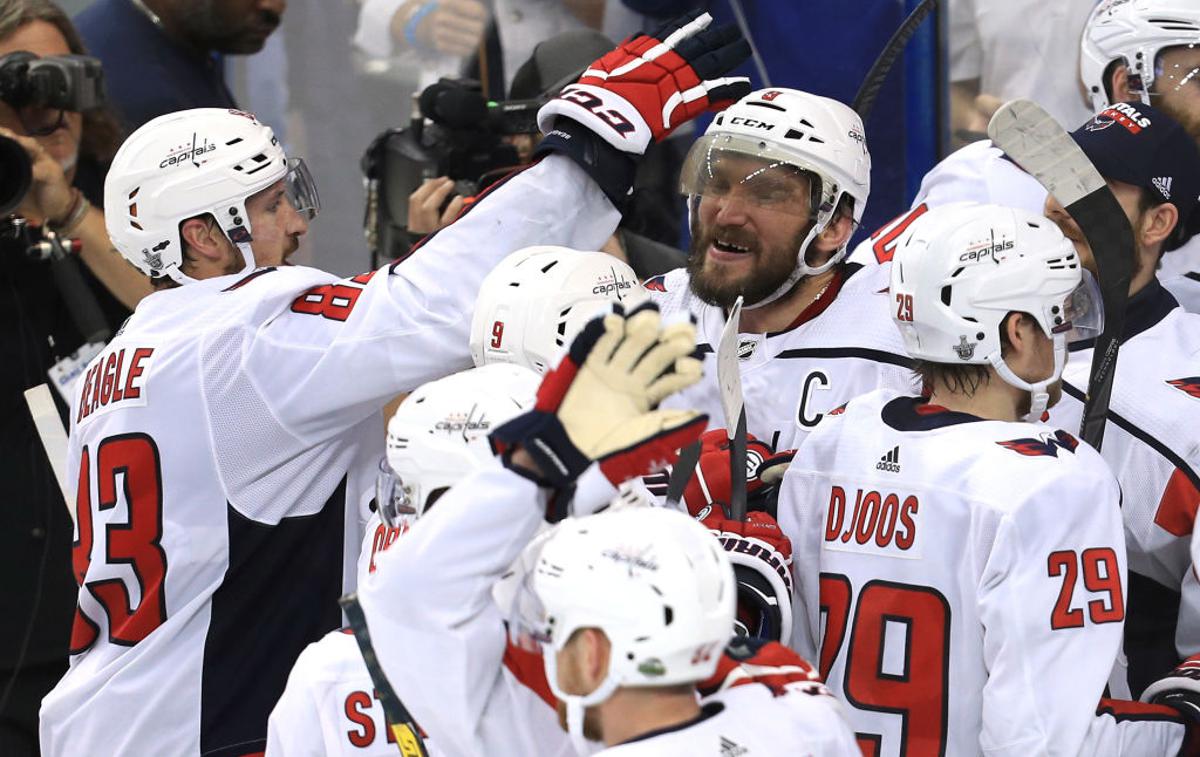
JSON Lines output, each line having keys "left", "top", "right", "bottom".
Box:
{"left": 74, "top": 0, "right": 286, "bottom": 131}
{"left": 0, "top": 3, "right": 144, "bottom": 755}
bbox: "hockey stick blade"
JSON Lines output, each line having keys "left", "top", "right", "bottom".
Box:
{"left": 716, "top": 296, "right": 749, "bottom": 521}
{"left": 340, "top": 593, "right": 429, "bottom": 757}
{"left": 988, "top": 99, "right": 1134, "bottom": 450}
{"left": 853, "top": 0, "right": 940, "bottom": 119}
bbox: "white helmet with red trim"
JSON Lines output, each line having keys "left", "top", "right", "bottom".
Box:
{"left": 889, "top": 203, "right": 1103, "bottom": 420}
{"left": 104, "top": 107, "right": 319, "bottom": 284}
{"left": 680, "top": 88, "right": 871, "bottom": 308}
{"left": 470, "top": 246, "right": 646, "bottom": 374}
{"left": 1081, "top": 0, "right": 1200, "bottom": 111}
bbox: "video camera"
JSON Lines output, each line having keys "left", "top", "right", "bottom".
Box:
{"left": 362, "top": 78, "right": 543, "bottom": 261}
{"left": 0, "top": 51, "right": 105, "bottom": 216}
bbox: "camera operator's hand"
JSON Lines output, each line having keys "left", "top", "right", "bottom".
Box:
{"left": 407, "top": 176, "right": 465, "bottom": 236}
{"left": 0, "top": 125, "right": 75, "bottom": 226}
{"left": 391, "top": 0, "right": 488, "bottom": 59}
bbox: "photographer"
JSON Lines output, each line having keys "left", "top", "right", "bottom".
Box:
{"left": 0, "top": 3, "right": 148, "bottom": 755}
{"left": 386, "top": 29, "right": 688, "bottom": 278}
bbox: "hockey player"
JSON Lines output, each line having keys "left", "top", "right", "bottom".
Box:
{"left": 40, "top": 14, "right": 752, "bottom": 755}
{"left": 778, "top": 202, "right": 1194, "bottom": 755}
{"left": 1040, "top": 103, "right": 1200, "bottom": 697}
{"left": 470, "top": 246, "right": 646, "bottom": 374}
{"left": 359, "top": 302, "right": 860, "bottom": 756}
{"left": 646, "top": 88, "right": 914, "bottom": 451}
{"left": 264, "top": 364, "right": 539, "bottom": 756}
{"left": 859, "top": 0, "right": 1200, "bottom": 285}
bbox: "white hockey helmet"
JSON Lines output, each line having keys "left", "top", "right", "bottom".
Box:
{"left": 523, "top": 506, "right": 734, "bottom": 748}
{"left": 1081, "top": 0, "right": 1200, "bottom": 112}
{"left": 680, "top": 88, "right": 871, "bottom": 308}
{"left": 890, "top": 203, "right": 1103, "bottom": 419}
{"left": 470, "top": 246, "right": 646, "bottom": 374}
{"left": 376, "top": 363, "right": 540, "bottom": 527}
{"left": 104, "top": 108, "right": 319, "bottom": 284}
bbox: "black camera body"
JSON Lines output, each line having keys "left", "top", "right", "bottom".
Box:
{"left": 362, "top": 79, "right": 543, "bottom": 261}
{"left": 0, "top": 51, "right": 105, "bottom": 113}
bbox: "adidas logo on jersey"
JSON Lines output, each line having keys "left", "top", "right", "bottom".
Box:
{"left": 719, "top": 736, "right": 749, "bottom": 757}
{"left": 1153, "top": 176, "right": 1174, "bottom": 199}
{"left": 876, "top": 446, "right": 901, "bottom": 473}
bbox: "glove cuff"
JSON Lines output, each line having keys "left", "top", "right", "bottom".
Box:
{"left": 491, "top": 410, "right": 591, "bottom": 491}
{"left": 533, "top": 118, "right": 638, "bottom": 211}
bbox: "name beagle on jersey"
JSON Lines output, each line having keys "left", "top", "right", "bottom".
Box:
{"left": 76, "top": 347, "right": 154, "bottom": 424}
{"left": 823, "top": 485, "right": 921, "bottom": 559}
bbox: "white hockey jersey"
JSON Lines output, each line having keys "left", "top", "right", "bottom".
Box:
{"left": 1049, "top": 281, "right": 1200, "bottom": 693}
{"left": 39, "top": 154, "right": 619, "bottom": 757}
{"left": 779, "top": 389, "right": 1189, "bottom": 756}
{"left": 359, "top": 466, "right": 860, "bottom": 756}
{"left": 644, "top": 263, "right": 915, "bottom": 452}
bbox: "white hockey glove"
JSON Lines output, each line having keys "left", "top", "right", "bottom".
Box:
{"left": 490, "top": 301, "right": 707, "bottom": 506}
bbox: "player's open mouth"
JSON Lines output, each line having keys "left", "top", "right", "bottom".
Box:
{"left": 711, "top": 239, "right": 754, "bottom": 258}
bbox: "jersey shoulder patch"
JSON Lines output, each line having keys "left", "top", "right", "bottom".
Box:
{"left": 1166, "top": 377, "right": 1200, "bottom": 399}
{"left": 996, "top": 429, "right": 1080, "bottom": 458}
{"left": 643, "top": 273, "right": 668, "bottom": 292}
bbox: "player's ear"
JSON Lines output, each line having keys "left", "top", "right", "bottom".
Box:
{"left": 584, "top": 628, "right": 612, "bottom": 688}
{"left": 1138, "top": 200, "right": 1178, "bottom": 251}
{"left": 815, "top": 211, "right": 854, "bottom": 253}
{"left": 1108, "top": 63, "right": 1134, "bottom": 102}
{"left": 179, "top": 214, "right": 235, "bottom": 267}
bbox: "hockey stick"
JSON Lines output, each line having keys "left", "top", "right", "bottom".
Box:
{"left": 339, "top": 593, "right": 429, "bottom": 757}
{"left": 25, "top": 383, "right": 74, "bottom": 523}
{"left": 716, "top": 296, "right": 748, "bottom": 521}
{"left": 987, "top": 99, "right": 1134, "bottom": 450}
{"left": 663, "top": 440, "right": 702, "bottom": 510}
{"left": 852, "top": 0, "right": 940, "bottom": 119}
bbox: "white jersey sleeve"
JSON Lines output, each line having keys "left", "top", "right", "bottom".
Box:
{"left": 245, "top": 155, "right": 619, "bottom": 443}
{"left": 358, "top": 467, "right": 577, "bottom": 757}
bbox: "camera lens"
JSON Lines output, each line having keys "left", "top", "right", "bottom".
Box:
{"left": 0, "top": 135, "right": 33, "bottom": 216}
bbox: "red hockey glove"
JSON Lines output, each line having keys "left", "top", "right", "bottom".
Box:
{"left": 698, "top": 638, "right": 824, "bottom": 698}
{"left": 701, "top": 509, "right": 794, "bottom": 642}
{"left": 490, "top": 302, "right": 707, "bottom": 502}
{"left": 676, "top": 429, "right": 796, "bottom": 518}
{"left": 537, "top": 11, "right": 750, "bottom": 155}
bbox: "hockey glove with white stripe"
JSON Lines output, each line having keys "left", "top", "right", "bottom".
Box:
{"left": 491, "top": 301, "right": 707, "bottom": 497}
{"left": 537, "top": 11, "right": 750, "bottom": 156}
{"left": 1142, "top": 655, "right": 1200, "bottom": 722}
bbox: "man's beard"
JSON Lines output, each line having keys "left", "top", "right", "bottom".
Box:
{"left": 686, "top": 223, "right": 810, "bottom": 308}
{"left": 1154, "top": 85, "right": 1200, "bottom": 145}
{"left": 178, "top": 0, "right": 280, "bottom": 54}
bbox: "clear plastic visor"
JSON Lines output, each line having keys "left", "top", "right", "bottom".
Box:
{"left": 374, "top": 457, "right": 416, "bottom": 529}
{"left": 1153, "top": 43, "right": 1200, "bottom": 96}
{"left": 679, "top": 133, "right": 830, "bottom": 219}
{"left": 1052, "top": 268, "right": 1104, "bottom": 344}
{"left": 284, "top": 157, "right": 321, "bottom": 220}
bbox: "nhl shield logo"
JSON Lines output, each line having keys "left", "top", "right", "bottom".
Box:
{"left": 737, "top": 339, "right": 757, "bottom": 361}
{"left": 953, "top": 335, "right": 977, "bottom": 361}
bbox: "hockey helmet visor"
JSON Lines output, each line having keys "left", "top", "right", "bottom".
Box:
{"left": 1059, "top": 267, "right": 1105, "bottom": 344}
{"left": 375, "top": 457, "right": 416, "bottom": 529}
{"left": 282, "top": 157, "right": 321, "bottom": 221}
{"left": 680, "top": 133, "right": 837, "bottom": 221}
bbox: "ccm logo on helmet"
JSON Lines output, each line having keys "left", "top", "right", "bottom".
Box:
{"left": 728, "top": 116, "right": 774, "bottom": 130}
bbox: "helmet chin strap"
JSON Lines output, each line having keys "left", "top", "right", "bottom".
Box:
{"left": 988, "top": 334, "right": 1067, "bottom": 422}
{"left": 741, "top": 223, "right": 845, "bottom": 310}
{"left": 544, "top": 648, "right": 621, "bottom": 755}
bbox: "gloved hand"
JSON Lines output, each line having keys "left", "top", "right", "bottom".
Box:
{"left": 1142, "top": 655, "right": 1200, "bottom": 722}
{"left": 491, "top": 301, "right": 707, "bottom": 493}
{"left": 537, "top": 11, "right": 750, "bottom": 155}
{"left": 701, "top": 509, "right": 794, "bottom": 643}
{"left": 698, "top": 638, "right": 826, "bottom": 698}
{"left": 645, "top": 428, "right": 794, "bottom": 515}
